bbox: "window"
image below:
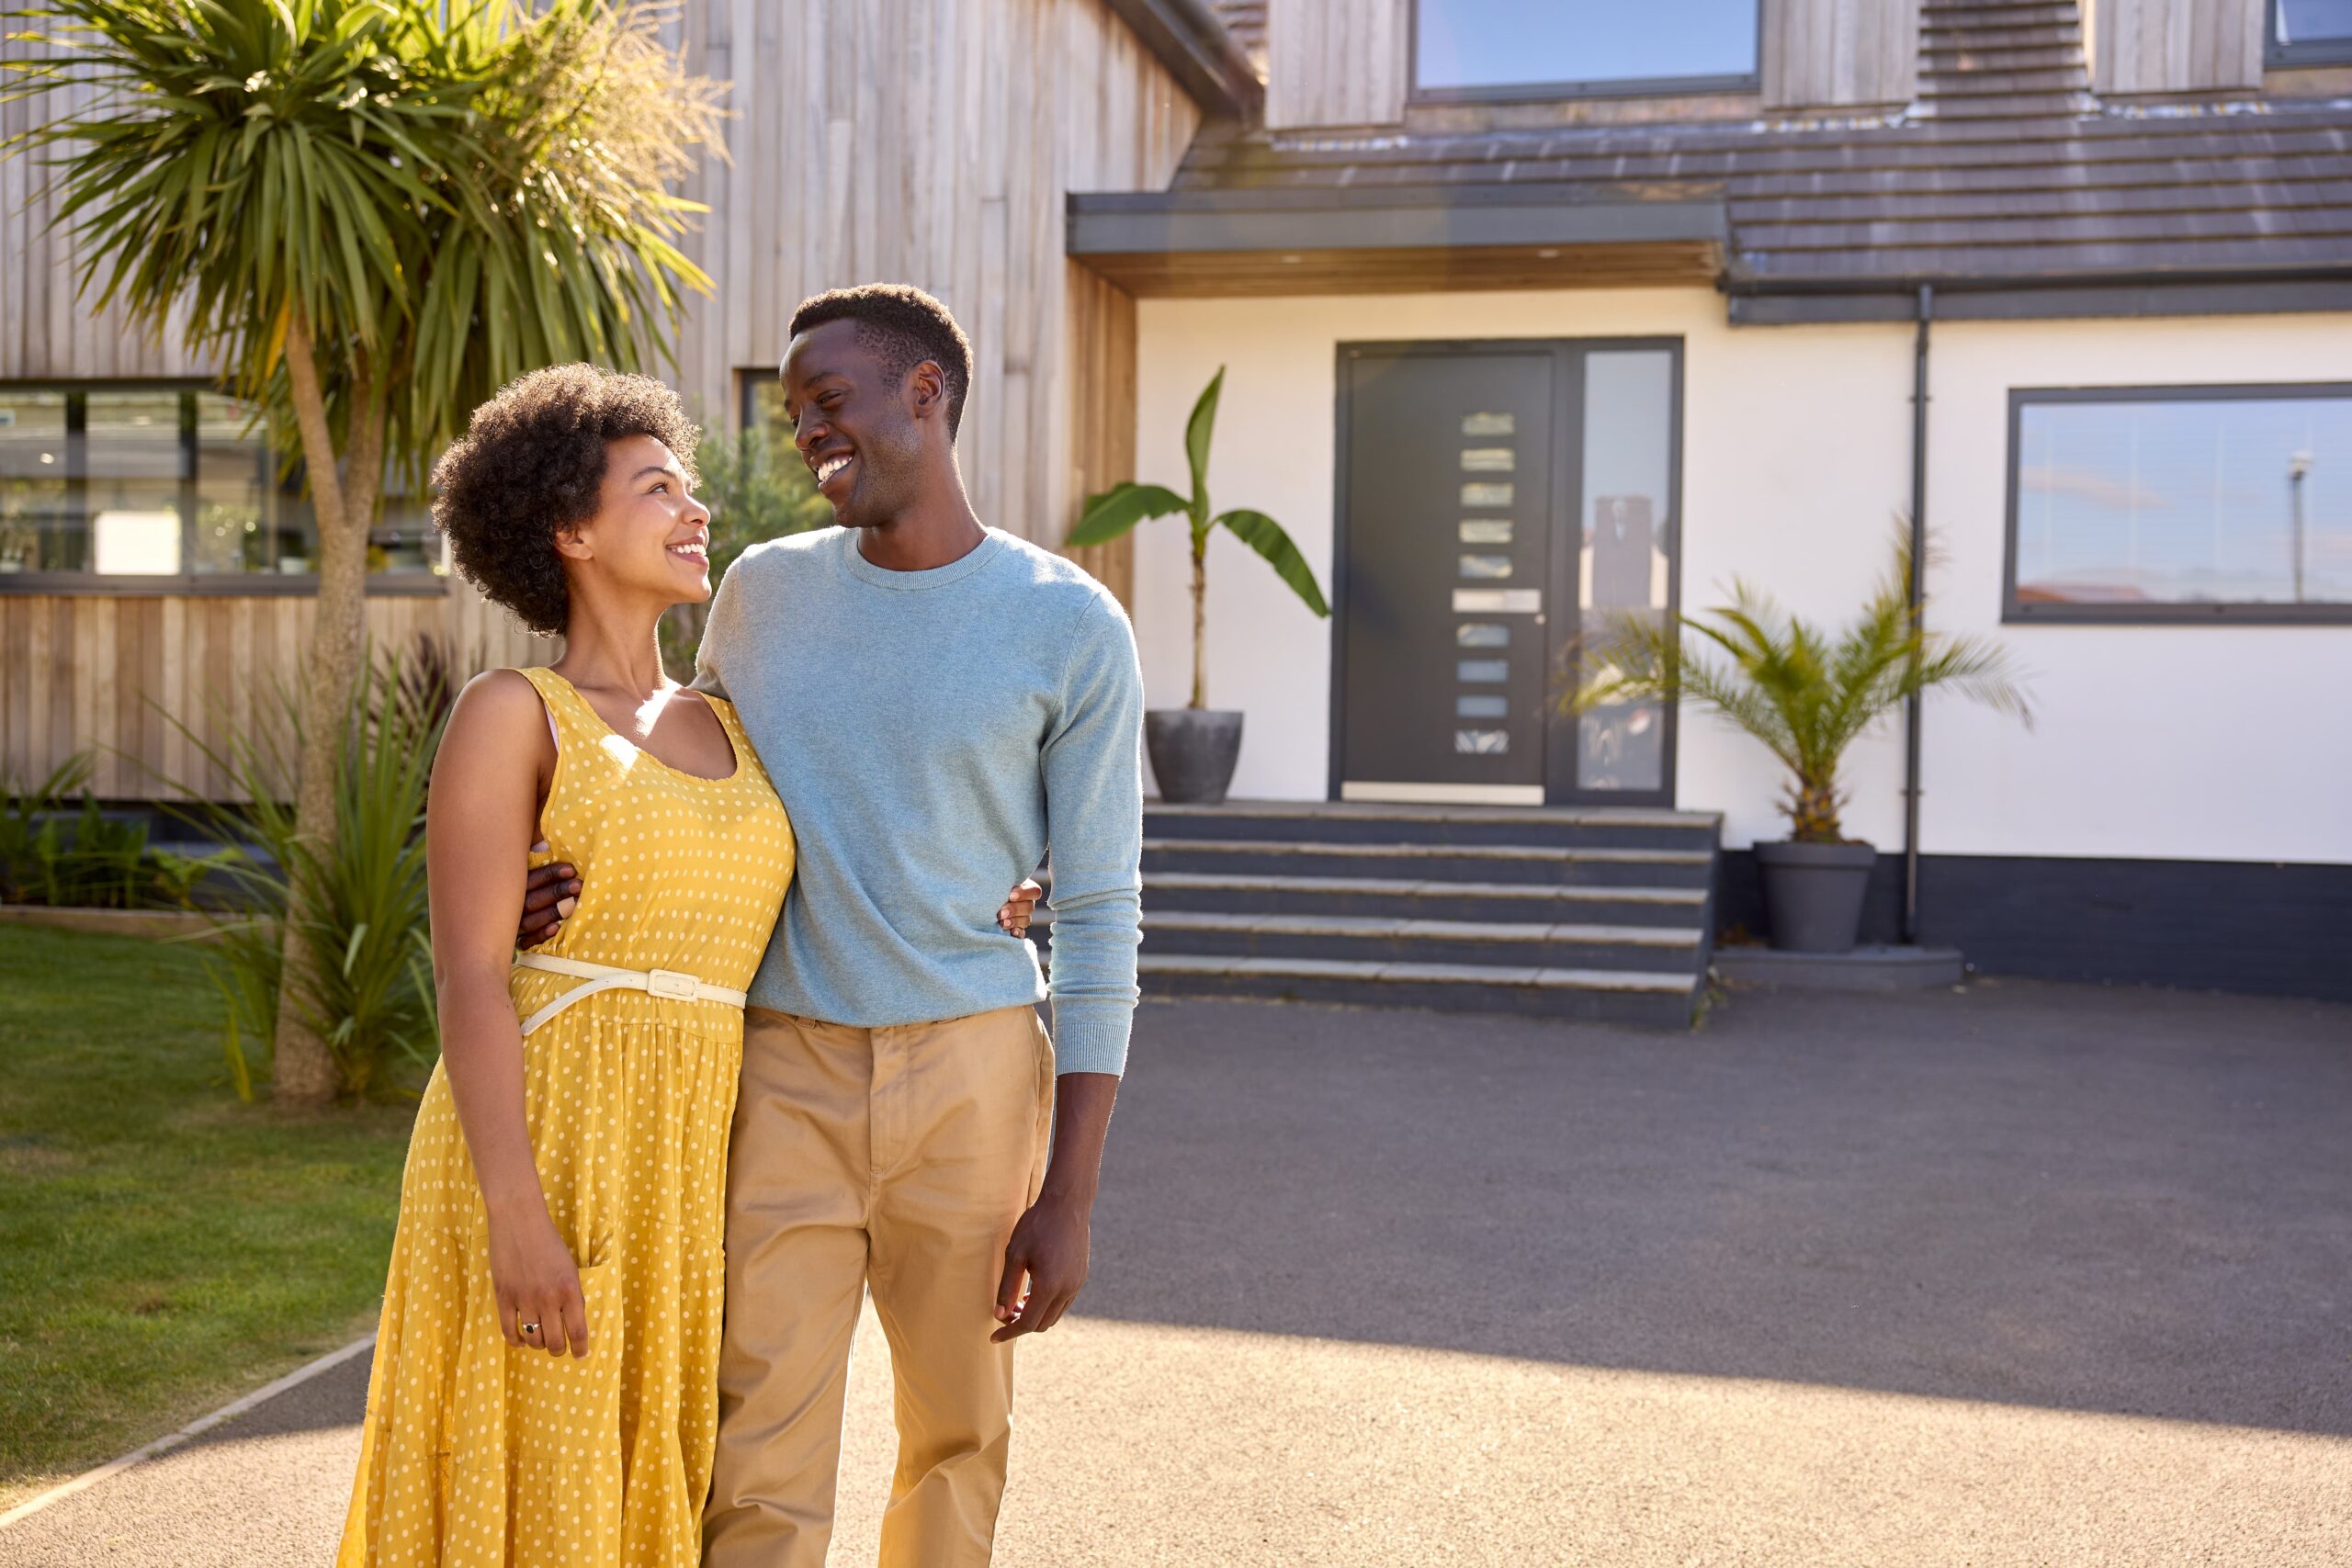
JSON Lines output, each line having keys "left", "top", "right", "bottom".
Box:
{"left": 2268, "top": 0, "right": 2352, "bottom": 66}
{"left": 1412, "top": 0, "right": 1760, "bottom": 100}
{"left": 0, "top": 384, "right": 442, "bottom": 590}
{"left": 2006, "top": 385, "right": 2352, "bottom": 623}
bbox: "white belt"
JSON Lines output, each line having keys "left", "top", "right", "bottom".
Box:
{"left": 512, "top": 953, "right": 748, "bottom": 1038}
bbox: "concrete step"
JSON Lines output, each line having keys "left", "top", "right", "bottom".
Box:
{"left": 1144, "top": 870, "right": 1710, "bottom": 928}
{"left": 1139, "top": 953, "right": 1701, "bottom": 1029}
{"left": 1143, "top": 837, "right": 1716, "bottom": 888}
{"left": 1143, "top": 908, "right": 1707, "bottom": 973}
{"left": 1145, "top": 799, "right": 1720, "bottom": 852}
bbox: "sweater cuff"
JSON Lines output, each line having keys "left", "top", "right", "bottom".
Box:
{"left": 1047, "top": 996, "right": 1132, "bottom": 1077}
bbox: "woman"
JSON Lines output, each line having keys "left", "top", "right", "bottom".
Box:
{"left": 335, "top": 366, "right": 1036, "bottom": 1566}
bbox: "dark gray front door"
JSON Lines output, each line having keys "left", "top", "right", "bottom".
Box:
{"left": 1333, "top": 339, "right": 1681, "bottom": 807}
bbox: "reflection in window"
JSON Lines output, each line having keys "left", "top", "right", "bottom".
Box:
{"left": 1461, "top": 412, "right": 1515, "bottom": 437}
{"left": 1417, "top": 0, "right": 1758, "bottom": 94}
{"left": 1459, "top": 554, "right": 1512, "bottom": 580}
{"left": 0, "top": 385, "right": 439, "bottom": 581}
{"left": 2274, "top": 0, "right": 2352, "bottom": 58}
{"left": 2012, "top": 390, "right": 2352, "bottom": 608}
{"left": 1460, "top": 518, "right": 1513, "bottom": 544}
{"left": 1456, "top": 623, "right": 1510, "bottom": 648}
{"left": 1460, "top": 447, "right": 1515, "bottom": 472}
{"left": 1455, "top": 729, "right": 1510, "bottom": 754}
{"left": 1456, "top": 695, "right": 1509, "bottom": 719}
{"left": 1461, "top": 482, "right": 1513, "bottom": 508}
{"left": 1579, "top": 351, "right": 1675, "bottom": 790}
{"left": 1457, "top": 659, "right": 1508, "bottom": 683}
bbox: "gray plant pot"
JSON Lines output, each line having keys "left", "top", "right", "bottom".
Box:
{"left": 1146, "top": 708, "right": 1244, "bottom": 806}
{"left": 1754, "top": 839, "right": 1878, "bottom": 953}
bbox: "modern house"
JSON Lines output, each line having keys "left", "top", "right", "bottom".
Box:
{"left": 5, "top": 0, "right": 2346, "bottom": 1010}
{"left": 1078, "top": 0, "right": 2352, "bottom": 1006}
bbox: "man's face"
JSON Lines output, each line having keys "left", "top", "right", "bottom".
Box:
{"left": 779, "top": 318, "right": 926, "bottom": 530}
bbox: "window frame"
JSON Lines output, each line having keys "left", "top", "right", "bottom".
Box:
{"left": 2266, "top": 0, "right": 2352, "bottom": 68}
{"left": 0, "top": 378, "right": 447, "bottom": 597}
{"left": 2002, "top": 380, "right": 2352, "bottom": 627}
{"left": 1407, "top": 0, "right": 1764, "bottom": 105}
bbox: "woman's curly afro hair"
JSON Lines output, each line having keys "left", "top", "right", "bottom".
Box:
{"left": 431, "top": 365, "right": 701, "bottom": 637}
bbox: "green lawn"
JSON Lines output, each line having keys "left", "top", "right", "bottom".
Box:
{"left": 0, "top": 925, "right": 413, "bottom": 1506}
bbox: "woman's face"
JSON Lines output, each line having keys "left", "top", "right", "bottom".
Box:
{"left": 561, "top": 434, "right": 713, "bottom": 607}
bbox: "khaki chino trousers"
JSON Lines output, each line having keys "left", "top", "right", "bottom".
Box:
{"left": 703, "top": 1005, "right": 1055, "bottom": 1568}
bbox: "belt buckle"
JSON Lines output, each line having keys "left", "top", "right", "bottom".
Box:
{"left": 645, "top": 968, "right": 698, "bottom": 1001}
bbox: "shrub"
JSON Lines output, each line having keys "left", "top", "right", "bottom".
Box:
{"left": 0, "top": 753, "right": 224, "bottom": 909}
{"left": 171, "top": 647, "right": 446, "bottom": 1101}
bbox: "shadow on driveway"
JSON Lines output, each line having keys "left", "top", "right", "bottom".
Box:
{"left": 1080, "top": 982, "right": 2352, "bottom": 1438}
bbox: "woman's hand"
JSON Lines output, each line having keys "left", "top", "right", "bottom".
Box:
{"left": 997, "top": 877, "right": 1044, "bottom": 938}
{"left": 487, "top": 1207, "right": 591, "bottom": 1359}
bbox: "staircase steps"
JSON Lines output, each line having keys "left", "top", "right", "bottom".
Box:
{"left": 1112, "top": 801, "right": 1720, "bottom": 1029}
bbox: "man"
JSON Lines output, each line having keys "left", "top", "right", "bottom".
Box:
{"left": 518, "top": 283, "right": 1143, "bottom": 1566}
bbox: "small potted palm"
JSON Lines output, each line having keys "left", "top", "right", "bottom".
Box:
{"left": 1573, "top": 530, "right": 2030, "bottom": 953}
{"left": 1068, "top": 367, "right": 1328, "bottom": 804}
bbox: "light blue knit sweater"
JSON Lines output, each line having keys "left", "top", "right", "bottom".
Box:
{"left": 694, "top": 525, "right": 1144, "bottom": 1075}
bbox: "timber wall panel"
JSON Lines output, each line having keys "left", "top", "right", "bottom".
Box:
{"left": 1765, "top": 0, "right": 1921, "bottom": 107}
{"left": 0, "top": 590, "right": 549, "bottom": 800}
{"left": 663, "top": 0, "right": 1196, "bottom": 557}
{"left": 1266, "top": 0, "right": 1410, "bottom": 129}
{"left": 2090, "top": 0, "right": 2267, "bottom": 93}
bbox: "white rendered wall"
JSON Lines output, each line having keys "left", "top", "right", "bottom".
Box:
{"left": 1129, "top": 290, "right": 2352, "bottom": 864}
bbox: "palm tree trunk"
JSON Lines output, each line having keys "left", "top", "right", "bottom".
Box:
{"left": 1189, "top": 540, "right": 1207, "bottom": 709}
{"left": 269, "top": 313, "right": 381, "bottom": 1106}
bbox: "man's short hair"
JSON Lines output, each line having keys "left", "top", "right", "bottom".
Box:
{"left": 788, "top": 284, "right": 974, "bottom": 441}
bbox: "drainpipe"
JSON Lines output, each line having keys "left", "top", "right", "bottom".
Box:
{"left": 1902, "top": 284, "right": 1932, "bottom": 947}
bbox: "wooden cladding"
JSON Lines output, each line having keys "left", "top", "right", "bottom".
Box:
{"left": 0, "top": 588, "right": 549, "bottom": 800}
{"left": 1061, "top": 263, "right": 1139, "bottom": 605}
{"left": 1766, "top": 0, "right": 1922, "bottom": 108}
{"left": 1267, "top": 0, "right": 1410, "bottom": 128}
{"left": 2090, "top": 0, "right": 2267, "bottom": 93}
{"left": 662, "top": 0, "right": 1196, "bottom": 559}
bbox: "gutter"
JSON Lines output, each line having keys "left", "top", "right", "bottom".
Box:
{"left": 1102, "top": 0, "right": 1262, "bottom": 120}
{"left": 1724, "top": 266, "right": 2352, "bottom": 324}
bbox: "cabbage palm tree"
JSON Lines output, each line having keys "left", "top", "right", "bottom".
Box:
{"left": 1571, "top": 529, "right": 2031, "bottom": 842}
{"left": 4, "top": 0, "right": 723, "bottom": 1102}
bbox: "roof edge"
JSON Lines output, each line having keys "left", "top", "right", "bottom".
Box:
{"left": 1069, "top": 186, "right": 1729, "bottom": 255}
{"left": 1727, "top": 272, "right": 2352, "bottom": 324}
{"left": 1103, "top": 0, "right": 1262, "bottom": 120}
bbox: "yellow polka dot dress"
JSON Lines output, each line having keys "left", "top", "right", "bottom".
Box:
{"left": 337, "top": 667, "right": 795, "bottom": 1567}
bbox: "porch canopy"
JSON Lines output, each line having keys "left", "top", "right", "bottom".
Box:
{"left": 1066, "top": 180, "right": 1730, "bottom": 297}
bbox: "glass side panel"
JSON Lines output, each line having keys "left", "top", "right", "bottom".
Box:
{"left": 1577, "top": 351, "right": 1675, "bottom": 792}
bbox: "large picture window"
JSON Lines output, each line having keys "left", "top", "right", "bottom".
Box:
{"left": 1413, "top": 0, "right": 1760, "bottom": 100}
{"left": 0, "top": 383, "right": 442, "bottom": 591}
{"left": 2006, "top": 384, "right": 2352, "bottom": 623}
{"left": 2268, "top": 0, "right": 2352, "bottom": 66}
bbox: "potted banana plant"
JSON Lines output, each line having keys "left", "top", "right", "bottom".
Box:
{"left": 1068, "top": 367, "right": 1328, "bottom": 804}
{"left": 1572, "top": 529, "right": 2030, "bottom": 953}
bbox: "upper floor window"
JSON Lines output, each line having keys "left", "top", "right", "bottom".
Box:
{"left": 2006, "top": 384, "right": 2352, "bottom": 624}
{"left": 1413, "top": 0, "right": 1761, "bottom": 100}
{"left": 2269, "top": 0, "right": 2352, "bottom": 66}
{"left": 0, "top": 384, "right": 442, "bottom": 591}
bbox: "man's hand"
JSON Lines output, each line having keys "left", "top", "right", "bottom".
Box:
{"left": 992, "top": 1187, "right": 1091, "bottom": 1341}
{"left": 992, "top": 1070, "right": 1118, "bottom": 1342}
{"left": 519, "top": 842, "right": 580, "bottom": 948}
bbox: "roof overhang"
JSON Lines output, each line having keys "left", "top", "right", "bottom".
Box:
{"left": 1727, "top": 270, "right": 2352, "bottom": 325}
{"left": 1067, "top": 184, "right": 1729, "bottom": 297}
{"left": 1102, "top": 0, "right": 1261, "bottom": 120}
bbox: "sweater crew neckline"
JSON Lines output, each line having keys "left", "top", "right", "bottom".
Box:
{"left": 832, "top": 525, "right": 1006, "bottom": 592}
